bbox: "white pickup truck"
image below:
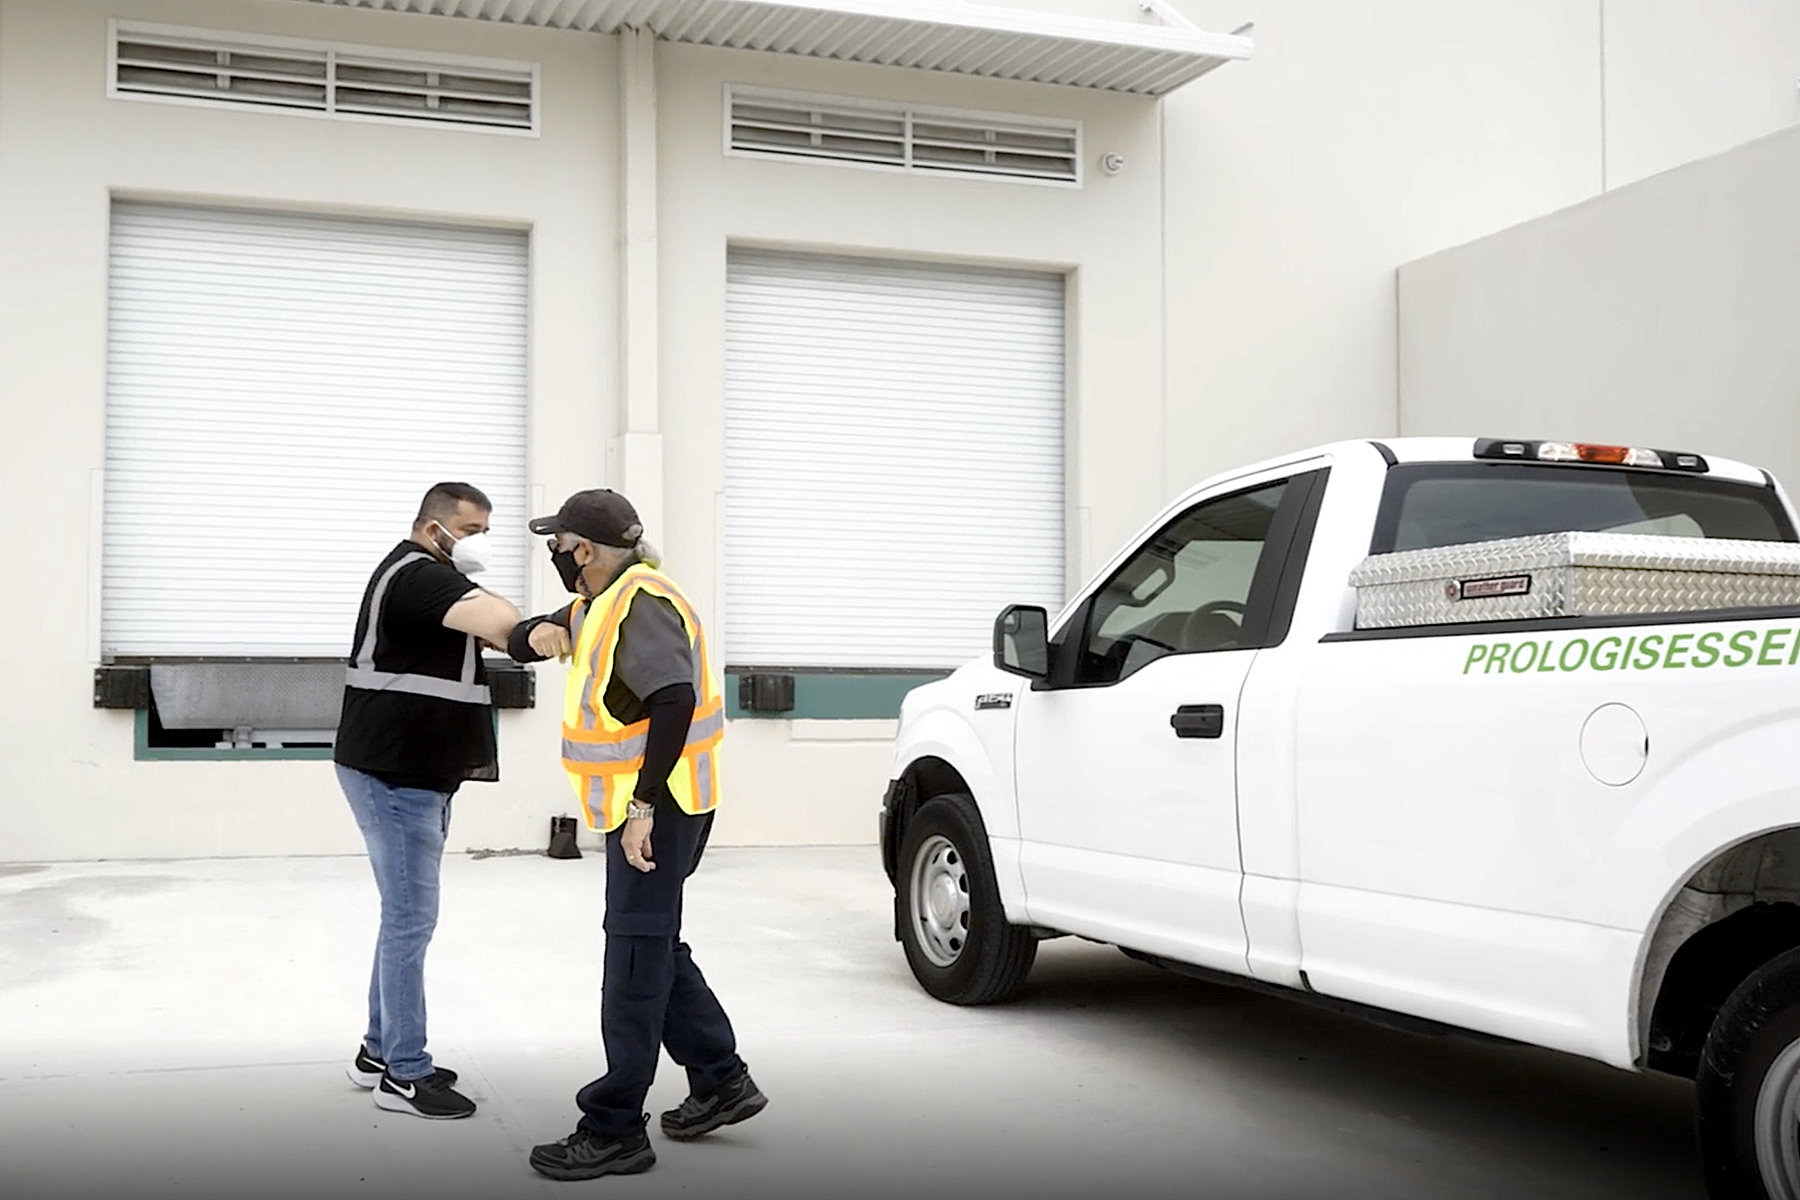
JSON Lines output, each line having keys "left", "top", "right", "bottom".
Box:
{"left": 879, "top": 436, "right": 1800, "bottom": 1200}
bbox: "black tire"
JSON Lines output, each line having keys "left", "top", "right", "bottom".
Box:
{"left": 895, "top": 793, "right": 1036, "bottom": 1005}
{"left": 1697, "top": 945, "right": 1800, "bottom": 1200}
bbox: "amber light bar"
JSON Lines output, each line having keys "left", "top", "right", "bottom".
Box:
{"left": 1473, "top": 438, "right": 1709, "bottom": 473}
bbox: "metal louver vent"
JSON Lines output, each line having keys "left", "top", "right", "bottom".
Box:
{"left": 110, "top": 22, "right": 536, "bottom": 133}
{"left": 728, "top": 88, "right": 1080, "bottom": 185}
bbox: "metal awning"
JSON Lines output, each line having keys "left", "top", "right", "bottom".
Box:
{"left": 283, "top": 0, "right": 1252, "bottom": 96}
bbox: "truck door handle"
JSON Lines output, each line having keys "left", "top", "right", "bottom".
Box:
{"left": 1170, "top": 704, "right": 1225, "bottom": 739}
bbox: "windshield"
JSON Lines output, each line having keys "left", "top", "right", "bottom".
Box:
{"left": 1371, "top": 462, "right": 1797, "bottom": 554}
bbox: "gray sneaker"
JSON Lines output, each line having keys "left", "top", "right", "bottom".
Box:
{"left": 529, "top": 1123, "right": 656, "bottom": 1181}
{"left": 659, "top": 1070, "right": 768, "bottom": 1140}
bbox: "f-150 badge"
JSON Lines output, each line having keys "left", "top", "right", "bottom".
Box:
{"left": 975, "top": 693, "right": 1014, "bottom": 711}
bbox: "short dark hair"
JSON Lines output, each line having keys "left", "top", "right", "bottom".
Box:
{"left": 414, "top": 481, "right": 492, "bottom": 530}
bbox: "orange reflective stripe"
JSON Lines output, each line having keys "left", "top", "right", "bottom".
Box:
{"left": 565, "top": 761, "right": 641, "bottom": 778}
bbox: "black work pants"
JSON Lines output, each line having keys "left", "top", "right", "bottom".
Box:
{"left": 576, "top": 805, "right": 744, "bottom": 1137}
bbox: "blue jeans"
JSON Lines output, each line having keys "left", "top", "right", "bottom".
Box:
{"left": 337, "top": 764, "right": 452, "bottom": 1082}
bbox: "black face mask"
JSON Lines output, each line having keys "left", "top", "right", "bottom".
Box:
{"left": 551, "top": 547, "right": 584, "bottom": 595}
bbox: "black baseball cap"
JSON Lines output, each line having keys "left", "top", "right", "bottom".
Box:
{"left": 528, "top": 489, "right": 644, "bottom": 548}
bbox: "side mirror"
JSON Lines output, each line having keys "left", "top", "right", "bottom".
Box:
{"left": 993, "top": 605, "right": 1050, "bottom": 680}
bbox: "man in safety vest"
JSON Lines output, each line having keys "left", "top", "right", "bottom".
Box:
{"left": 506, "top": 488, "right": 766, "bottom": 1182}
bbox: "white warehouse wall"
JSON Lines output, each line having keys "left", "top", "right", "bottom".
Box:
{"left": 651, "top": 42, "right": 1167, "bottom": 847}
{"left": 0, "top": 0, "right": 617, "bottom": 861}
{"left": 5, "top": 0, "right": 1800, "bottom": 861}
{"left": 1397, "top": 122, "right": 1800, "bottom": 498}
{"left": 0, "top": 0, "right": 1170, "bottom": 858}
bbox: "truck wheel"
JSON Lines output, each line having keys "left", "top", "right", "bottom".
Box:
{"left": 1697, "top": 946, "right": 1800, "bottom": 1200}
{"left": 897, "top": 793, "right": 1036, "bottom": 1005}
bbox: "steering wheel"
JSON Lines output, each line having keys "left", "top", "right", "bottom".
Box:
{"left": 1180, "top": 599, "right": 1247, "bottom": 653}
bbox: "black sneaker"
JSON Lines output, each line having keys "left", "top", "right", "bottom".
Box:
{"left": 347, "top": 1046, "right": 457, "bottom": 1090}
{"left": 528, "top": 1123, "right": 656, "bottom": 1181}
{"left": 659, "top": 1069, "right": 768, "bottom": 1141}
{"left": 373, "top": 1069, "right": 476, "bottom": 1120}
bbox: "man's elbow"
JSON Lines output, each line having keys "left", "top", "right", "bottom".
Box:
{"left": 445, "top": 595, "right": 523, "bottom": 645}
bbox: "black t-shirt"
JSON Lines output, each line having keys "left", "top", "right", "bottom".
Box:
{"left": 334, "top": 542, "right": 497, "bottom": 794}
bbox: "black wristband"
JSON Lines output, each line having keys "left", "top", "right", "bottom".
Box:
{"left": 506, "top": 615, "right": 554, "bottom": 663}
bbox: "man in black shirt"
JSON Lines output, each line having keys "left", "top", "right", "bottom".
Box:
{"left": 334, "top": 481, "right": 524, "bottom": 1120}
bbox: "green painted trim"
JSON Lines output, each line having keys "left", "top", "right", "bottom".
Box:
{"left": 133, "top": 709, "right": 334, "bottom": 762}
{"left": 725, "top": 671, "right": 949, "bottom": 720}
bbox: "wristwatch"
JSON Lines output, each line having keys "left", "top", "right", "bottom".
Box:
{"left": 625, "top": 801, "right": 656, "bottom": 821}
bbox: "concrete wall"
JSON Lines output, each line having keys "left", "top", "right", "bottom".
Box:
{"left": 1397, "top": 122, "right": 1800, "bottom": 497}
{"left": 1604, "top": 0, "right": 1800, "bottom": 190}
{"left": 1156, "top": 0, "right": 1800, "bottom": 506}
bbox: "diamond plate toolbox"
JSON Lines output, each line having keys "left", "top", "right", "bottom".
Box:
{"left": 1349, "top": 533, "right": 1800, "bottom": 629}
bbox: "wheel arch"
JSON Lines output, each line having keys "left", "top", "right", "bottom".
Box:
{"left": 1639, "top": 825, "right": 1800, "bottom": 1076}
{"left": 884, "top": 736, "right": 1028, "bottom": 927}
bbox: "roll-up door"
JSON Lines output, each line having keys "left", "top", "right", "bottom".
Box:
{"left": 104, "top": 203, "right": 528, "bottom": 658}
{"left": 725, "top": 249, "right": 1065, "bottom": 670}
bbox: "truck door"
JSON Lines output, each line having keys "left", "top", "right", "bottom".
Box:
{"left": 1013, "top": 468, "right": 1326, "bottom": 974}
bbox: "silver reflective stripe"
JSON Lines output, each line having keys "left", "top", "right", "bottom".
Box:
{"left": 355, "top": 552, "right": 431, "bottom": 668}
{"left": 345, "top": 668, "right": 492, "bottom": 705}
{"left": 694, "top": 750, "right": 714, "bottom": 809}
{"left": 562, "top": 732, "right": 649, "bottom": 765}
{"left": 688, "top": 708, "right": 724, "bottom": 744}
{"left": 345, "top": 550, "right": 488, "bottom": 706}
{"left": 570, "top": 599, "right": 588, "bottom": 646}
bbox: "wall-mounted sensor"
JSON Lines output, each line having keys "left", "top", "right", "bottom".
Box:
{"left": 1100, "top": 153, "right": 1125, "bottom": 175}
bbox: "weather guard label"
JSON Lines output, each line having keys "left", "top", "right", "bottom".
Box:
{"left": 1462, "top": 624, "right": 1800, "bottom": 675}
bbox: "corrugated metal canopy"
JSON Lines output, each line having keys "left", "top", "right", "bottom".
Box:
{"left": 281, "top": 0, "right": 1251, "bottom": 95}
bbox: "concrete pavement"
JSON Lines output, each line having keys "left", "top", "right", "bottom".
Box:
{"left": 0, "top": 847, "right": 1700, "bottom": 1200}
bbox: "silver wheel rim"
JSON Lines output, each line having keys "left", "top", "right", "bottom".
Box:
{"left": 1754, "top": 1039, "right": 1800, "bottom": 1199}
{"left": 909, "top": 834, "right": 970, "bottom": 968}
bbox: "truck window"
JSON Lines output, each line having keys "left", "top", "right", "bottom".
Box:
{"left": 1075, "top": 480, "right": 1288, "bottom": 685}
{"left": 1370, "top": 463, "right": 1796, "bottom": 555}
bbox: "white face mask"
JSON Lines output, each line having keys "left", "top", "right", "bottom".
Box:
{"left": 437, "top": 526, "right": 495, "bottom": 577}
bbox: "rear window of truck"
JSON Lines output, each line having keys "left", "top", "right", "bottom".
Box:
{"left": 1371, "top": 462, "right": 1798, "bottom": 554}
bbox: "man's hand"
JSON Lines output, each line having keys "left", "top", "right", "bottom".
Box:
{"left": 529, "top": 622, "right": 573, "bottom": 661}
{"left": 621, "top": 817, "right": 655, "bottom": 873}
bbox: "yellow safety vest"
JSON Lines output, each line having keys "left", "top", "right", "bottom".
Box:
{"left": 559, "top": 564, "right": 726, "bottom": 833}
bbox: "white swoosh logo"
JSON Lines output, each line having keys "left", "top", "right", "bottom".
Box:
{"left": 390, "top": 1080, "right": 416, "bottom": 1099}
